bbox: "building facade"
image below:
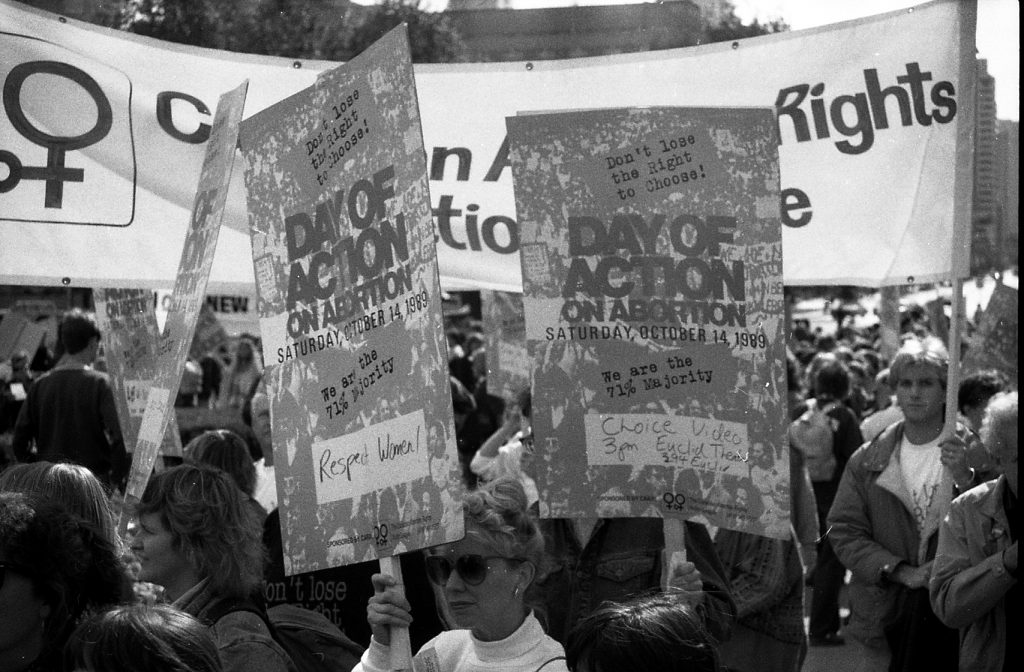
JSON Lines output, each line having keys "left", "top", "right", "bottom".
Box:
{"left": 994, "top": 119, "right": 1019, "bottom": 268}
{"left": 972, "top": 59, "right": 999, "bottom": 274}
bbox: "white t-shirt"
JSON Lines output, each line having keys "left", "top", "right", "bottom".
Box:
{"left": 899, "top": 434, "right": 943, "bottom": 530}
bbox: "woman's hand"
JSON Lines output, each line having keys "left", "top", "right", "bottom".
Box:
{"left": 668, "top": 560, "right": 705, "bottom": 608}
{"left": 366, "top": 573, "right": 413, "bottom": 646}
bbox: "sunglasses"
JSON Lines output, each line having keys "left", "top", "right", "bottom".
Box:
{"left": 0, "top": 561, "right": 31, "bottom": 590}
{"left": 424, "top": 554, "right": 523, "bottom": 587}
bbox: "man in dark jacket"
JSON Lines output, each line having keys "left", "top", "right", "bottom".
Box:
{"left": 538, "top": 518, "right": 736, "bottom": 646}
{"left": 13, "top": 309, "right": 127, "bottom": 490}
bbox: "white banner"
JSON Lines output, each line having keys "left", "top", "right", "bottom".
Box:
{"left": 0, "top": 0, "right": 974, "bottom": 292}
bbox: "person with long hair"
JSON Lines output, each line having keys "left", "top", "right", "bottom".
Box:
{"left": 66, "top": 603, "right": 223, "bottom": 672}
{"left": 356, "top": 477, "right": 567, "bottom": 672}
{"left": 0, "top": 491, "right": 132, "bottom": 672}
{"left": 0, "top": 461, "right": 120, "bottom": 549}
{"left": 219, "top": 337, "right": 263, "bottom": 411}
{"left": 130, "top": 464, "right": 293, "bottom": 672}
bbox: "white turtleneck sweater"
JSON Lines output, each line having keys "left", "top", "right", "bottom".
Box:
{"left": 354, "top": 612, "right": 567, "bottom": 672}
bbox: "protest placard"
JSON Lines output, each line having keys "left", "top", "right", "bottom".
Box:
{"left": 508, "top": 107, "right": 789, "bottom": 538}
{"left": 481, "top": 290, "right": 530, "bottom": 403}
{"left": 963, "top": 282, "right": 1018, "bottom": 385}
{"left": 93, "top": 288, "right": 182, "bottom": 457}
{"left": 0, "top": 312, "right": 47, "bottom": 363}
{"left": 238, "top": 27, "right": 463, "bottom": 574}
{"left": 123, "top": 81, "right": 249, "bottom": 502}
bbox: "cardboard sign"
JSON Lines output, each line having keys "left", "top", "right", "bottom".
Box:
{"left": 481, "top": 290, "right": 530, "bottom": 402}
{"left": 238, "top": 27, "right": 463, "bottom": 574}
{"left": 124, "top": 81, "right": 249, "bottom": 500}
{"left": 963, "top": 283, "right": 1018, "bottom": 384}
{"left": 509, "top": 107, "right": 789, "bottom": 539}
{"left": 0, "top": 312, "right": 47, "bottom": 363}
{"left": 93, "top": 288, "right": 183, "bottom": 457}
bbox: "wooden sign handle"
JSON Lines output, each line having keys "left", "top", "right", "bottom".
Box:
{"left": 379, "top": 555, "right": 413, "bottom": 671}
{"left": 660, "top": 517, "right": 688, "bottom": 590}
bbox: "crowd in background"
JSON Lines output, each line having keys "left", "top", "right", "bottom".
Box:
{"left": 0, "top": 291, "right": 1017, "bottom": 672}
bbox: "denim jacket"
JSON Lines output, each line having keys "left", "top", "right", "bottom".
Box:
{"left": 174, "top": 579, "right": 297, "bottom": 672}
{"left": 537, "top": 518, "right": 735, "bottom": 644}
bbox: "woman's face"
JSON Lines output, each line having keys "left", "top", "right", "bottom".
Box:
{"left": 428, "top": 522, "right": 529, "bottom": 642}
{"left": 130, "top": 513, "right": 196, "bottom": 598}
{"left": 236, "top": 341, "right": 254, "bottom": 363}
{"left": 0, "top": 554, "right": 49, "bottom": 672}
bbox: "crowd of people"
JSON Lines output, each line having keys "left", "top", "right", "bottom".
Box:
{"left": 0, "top": 298, "right": 1017, "bottom": 672}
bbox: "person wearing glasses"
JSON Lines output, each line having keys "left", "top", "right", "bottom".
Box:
{"left": 0, "top": 491, "right": 132, "bottom": 672}
{"left": 355, "top": 476, "right": 568, "bottom": 672}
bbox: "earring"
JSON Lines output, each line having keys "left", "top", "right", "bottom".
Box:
{"left": 513, "top": 585, "right": 521, "bottom": 599}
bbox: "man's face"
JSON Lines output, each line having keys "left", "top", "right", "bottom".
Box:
{"left": 895, "top": 363, "right": 945, "bottom": 427}
{"left": 993, "top": 425, "right": 1019, "bottom": 496}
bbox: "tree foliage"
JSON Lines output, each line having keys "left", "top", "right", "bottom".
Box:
{"left": 118, "top": 0, "right": 463, "bottom": 62}
{"left": 342, "top": 0, "right": 462, "bottom": 63}
{"left": 703, "top": 0, "right": 788, "bottom": 44}
{"left": 119, "top": 0, "right": 250, "bottom": 49}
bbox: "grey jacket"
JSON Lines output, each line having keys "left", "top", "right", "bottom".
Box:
{"left": 930, "top": 477, "right": 1017, "bottom": 672}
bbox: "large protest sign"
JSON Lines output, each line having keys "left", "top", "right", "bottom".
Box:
{"left": 481, "top": 290, "right": 530, "bottom": 402}
{"left": 239, "top": 28, "right": 463, "bottom": 574}
{"left": 963, "top": 283, "right": 1018, "bottom": 384}
{"left": 0, "top": 0, "right": 975, "bottom": 292}
{"left": 0, "top": 312, "right": 47, "bottom": 362}
{"left": 508, "top": 107, "right": 789, "bottom": 539}
{"left": 93, "top": 288, "right": 183, "bottom": 457}
{"left": 123, "top": 82, "right": 248, "bottom": 501}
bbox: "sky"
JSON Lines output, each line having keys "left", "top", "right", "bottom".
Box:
{"left": 357, "top": 0, "right": 1019, "bottom": 120}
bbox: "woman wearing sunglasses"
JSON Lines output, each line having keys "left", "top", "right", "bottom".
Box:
{"left": 355, "top": 476, "right": 568, "bottom": 672}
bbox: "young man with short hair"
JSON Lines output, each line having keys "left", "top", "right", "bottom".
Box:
{"left": 828, "top": 336, "right": 988, "bottom": 672}
{"left": 12, "top": 309, "right": 127, "bottom": 489}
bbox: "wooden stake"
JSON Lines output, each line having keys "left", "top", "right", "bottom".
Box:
{"left": 660, "top": 518, "right": 687, "bottom": 590}
{"left": 378, "top": 555, "right": 413, "bottom": 671}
